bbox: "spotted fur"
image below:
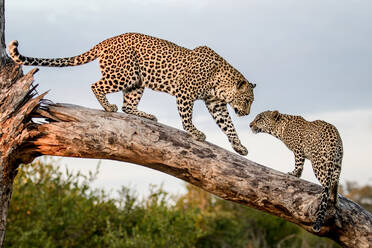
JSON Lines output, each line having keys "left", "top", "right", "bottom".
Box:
{"left": 250, "top": 110, "right": 343, "bottom": 232}
{"left": 8, "top": 33, "right": 255, "bottom": 155}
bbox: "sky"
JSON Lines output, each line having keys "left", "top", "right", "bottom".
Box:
{"left": 4, "top": 0, "right": 372, "bottom": 197}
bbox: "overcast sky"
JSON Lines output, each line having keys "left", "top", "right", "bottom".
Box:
{"left": 5, "top": 0, "right": 372, "bottom": 196}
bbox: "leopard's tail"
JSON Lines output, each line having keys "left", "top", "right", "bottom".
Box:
{"left": 8, "top": 40, "right": 99, "bottom": 67}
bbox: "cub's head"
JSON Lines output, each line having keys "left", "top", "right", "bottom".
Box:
{"left": 250, "top": 110, "right": 281, "bottom": 134}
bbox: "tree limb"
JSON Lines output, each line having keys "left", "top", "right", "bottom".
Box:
{"left": 18, "top": 99, "right": 371, "bottom": 248}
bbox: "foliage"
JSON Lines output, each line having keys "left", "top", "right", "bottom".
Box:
{"left": 339, "top": 181, "right": 372, "bottom": 213}
{"left": 177, "top": 184, "right": 339, "bottom": 248}
{"left": 5, "top": 159, "right": 346, "bottom": 247}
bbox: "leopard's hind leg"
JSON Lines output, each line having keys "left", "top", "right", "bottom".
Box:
{"left": 91, "top": 79, "right": 121, "bottom": 112}
{"left": 92, "top": 49, "right": 142, "bottom": 112}
{"left": 122, "top": 87, "right": 157, "bottom": 121}
{"left": 330, "top": 162, "right": 341, "bottom": 205}
{"left": 176, "top": 94, "right": 206, "bottom": 142}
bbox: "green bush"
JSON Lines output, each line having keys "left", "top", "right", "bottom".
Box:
{"left": 5, "top": 159, "right": 340, "bottom": 248}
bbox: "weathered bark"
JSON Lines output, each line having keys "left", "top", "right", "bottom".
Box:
{"left": 0, "top": 4, "right": 45, "bottom": 243}
{"left": 0, "top": 66, "right": 44, "bottom": 246}
{"left": 0, "top": 0, "right": 29, "bottom": 246}
{"left": 15, "top": 102, "right": 370, "bottom": 248}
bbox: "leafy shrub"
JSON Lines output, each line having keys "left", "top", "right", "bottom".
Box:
{"left": 5, "top": 159, "right": 340, "bottom": 248}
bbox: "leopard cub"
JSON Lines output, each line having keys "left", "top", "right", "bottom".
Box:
{"left": 249, "top": 110, "right": 343, "bottom": 232}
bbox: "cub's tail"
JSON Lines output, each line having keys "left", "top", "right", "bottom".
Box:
{"left": 312, "top": 169, "right": 334, "bottom": 232}
{"left": 313, "top": 188, "right": 329, "bottom": 232}
{"left": 8, "top": 40, "right": 99, "bottom": 67}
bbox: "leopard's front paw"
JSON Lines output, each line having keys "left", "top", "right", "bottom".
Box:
{"left": 288, "top": 171, "right": 301, "bottom": 178}
{"left": 105, "top": 104, "right": 118, "bottom": 112}
{"left": 144, "top": 113, "right": 158, "bottom": 122}
{"left": 230, "top": 138, "right": 248, "bottom": 156}
{"left": 190, "top": 129, "right": 206, "bottom": 141}
{"left": 122, "top": 107, "right": 158, "bottom": 122}
{"left": 233, "top": 143, "right": 248, "bottom": 156}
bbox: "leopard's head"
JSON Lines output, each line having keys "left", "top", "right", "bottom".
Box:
{"left": 229, "top": 80, "right": 256, "bottom": 116}
{"left": 211, "top": 62, "right": 255, "bottom": 116}
{"left": 250, "top": 110, "right": 281, "bottom": 135}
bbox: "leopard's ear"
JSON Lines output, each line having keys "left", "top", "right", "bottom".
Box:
{"left": 272, "top": 110, "right": 280, "bottom": 121}
{"left": 237, "top": 81, "right": 245, "bottom": 89}
{"left": 251, "top": 83, "right": 256, "bottom": 88}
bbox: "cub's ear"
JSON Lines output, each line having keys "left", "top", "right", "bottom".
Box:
{"left": 237, "top": 81, "right": 245, "bottom": 89}
{"left": 251, "top": 83, "right": 256, "bottom": 88}
{"left": 272, "top": 110, "right": 280, "bottom": 121}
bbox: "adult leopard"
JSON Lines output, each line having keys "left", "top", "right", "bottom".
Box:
{"left": 9, "top": 33, "right": 255, "bottom": 155}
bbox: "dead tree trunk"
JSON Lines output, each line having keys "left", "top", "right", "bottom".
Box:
{"left": 19, "top": 102, "right": 370, "bottom": 248}
{"left": 1, "top": 2, "right": 47, "bottom": 245}
{"left": 0, "top": 64, "right": 44, "bottom": 247}
{"left": 0, "top": 0, "right": 21, "bottom": 246}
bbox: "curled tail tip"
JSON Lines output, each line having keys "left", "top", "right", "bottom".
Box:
{"left": 312, "top": 223, "right": 321, "bottom": 232}
{"left": 9, "top": 40, "right": 19, "bottom": 48}
{"left": 312, "top": 217, "right": 323, "bottom": 232}
{"left": 8, "top": 40, "right": 24, "bottom": 64}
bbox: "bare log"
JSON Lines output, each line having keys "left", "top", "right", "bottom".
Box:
{"left": 16, "top": 102, "right": 370, "bottom": 248}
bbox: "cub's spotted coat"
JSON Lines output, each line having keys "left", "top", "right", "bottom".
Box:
{"left": 250, "top": 110, "right": 343, "bottom": 232}
{"left": 8, "top": 33, "right": 256, "bottom": 155}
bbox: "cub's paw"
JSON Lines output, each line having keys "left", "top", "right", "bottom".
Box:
{"left": 105, "top": 104, "right": 118, "bottom": 112}
{"left": 190, "top": 129, "right": 206, "bottom": 142}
